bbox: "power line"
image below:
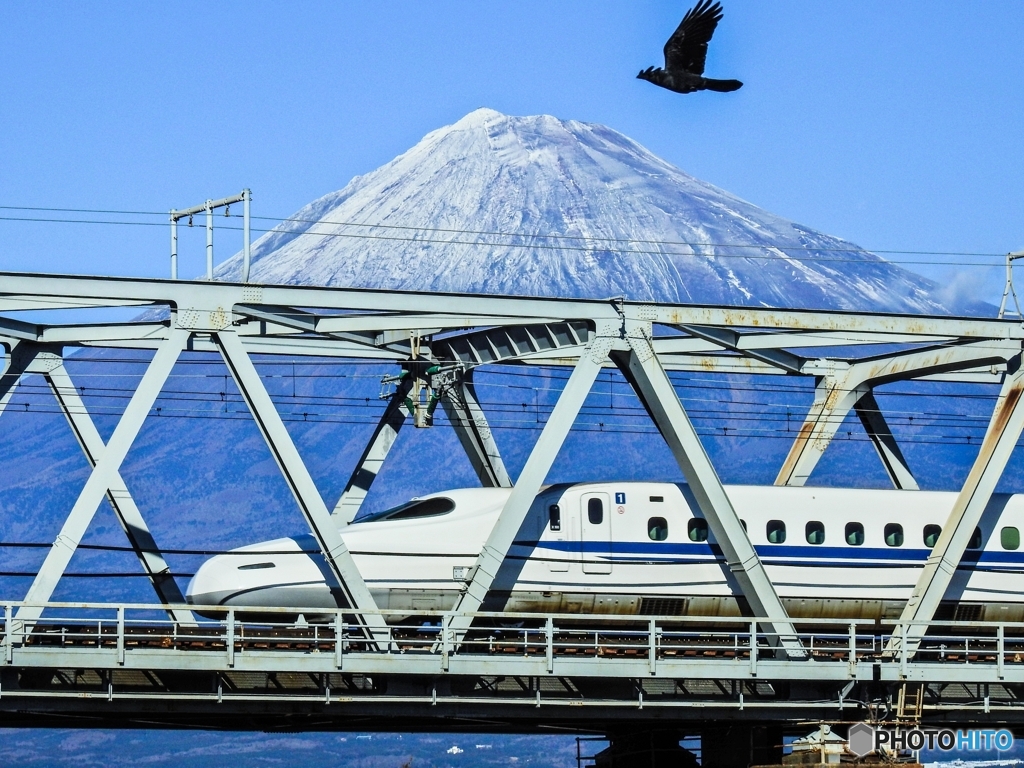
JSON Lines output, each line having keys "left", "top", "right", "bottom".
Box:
{"left": 0, "top": 208, "right": 1008, "bottom": 268}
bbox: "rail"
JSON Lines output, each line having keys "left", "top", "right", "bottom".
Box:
{"left": 4, "top": 602, "right": 1024, "bottom": 685}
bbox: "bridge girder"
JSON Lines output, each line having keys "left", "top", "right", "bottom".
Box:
{"left": 2, "top": 272, "right": 1024, "bottom": 660}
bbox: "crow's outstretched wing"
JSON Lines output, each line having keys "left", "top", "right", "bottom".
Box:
{"left": 663, "top": 0, "right": 724, "bottom": 75}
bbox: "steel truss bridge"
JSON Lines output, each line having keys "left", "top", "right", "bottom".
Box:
{"left": 3, "top": 271, "right": 1024, "bottom": 764}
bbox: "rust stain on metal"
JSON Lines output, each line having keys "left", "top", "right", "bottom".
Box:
{"left": 988, "top": 384, "right": 1023, "bottom": 440}
{"left": 776, "top": 419, "right": 816, "bottom": 484}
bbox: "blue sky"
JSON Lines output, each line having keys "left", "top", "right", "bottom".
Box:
{"left": 2, "top": 1, "right": 1022, "bottom": 305}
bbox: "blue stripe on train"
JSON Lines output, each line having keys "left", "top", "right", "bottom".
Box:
{"left": 515, "top": 540, "right": 1024, "bottom": 566}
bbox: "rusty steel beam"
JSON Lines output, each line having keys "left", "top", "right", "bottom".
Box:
{"left": 776, "top": 342, "right": 1017, "bottom": 487}
{"left": 4, "top": 271, "right": 1024, "bottom": 341}
{"left": 853, "top": 391, "right": 918, "bottom": 491}
{"left": 893, "top": 356, "right": 1024, "bottom": 655}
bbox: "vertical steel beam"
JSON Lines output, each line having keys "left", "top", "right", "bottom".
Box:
{"left": 446, "top": 336, "right": 606, "bottom": 636}
{"left": 853, "top": 391, "right": 919, "bottom": 491}
{"left": 214, "top": 330, "right": 389, "bottom": 642}
{"left": 205, "top": 201, "right": 214, "bottom": 280}
{"left": 893, "top": 358, "right": 1024, "bottom": 654}
{"left": 613, "top": 323, "right": 803, "bottom": 656}
{"left": 242, "top": 189, "right": 251, "bottom": 283}
{"left": 332, "top": 378, "right": 412, "bottom": 524}
{"left": 45, "top": 363, "right": 195, "bottom": 624}
{"left": 441, "top": 372, "right": 512, "bottom": 489}
{"left": 170, "top": 214, "right": 178, "bottom": 280}
{"left": 14, "top": 328, "right": 189, "bottom": 629}
{"left": 775, "top": 371, "right": 866, "bottom": 487}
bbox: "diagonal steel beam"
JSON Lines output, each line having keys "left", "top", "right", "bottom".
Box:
{"left": 777, "top": 342, "right": 1015, "bottom": 487}
{"left": 44, "top": 362, "right": 195, "bottom": 624}
{"left": 853, "top": 391, "right": 919, "bottom": 491}
{"left": 446, "top": 328, "right": 610, "bottom": 638}
{"left": 892, "top": 356, "right": 1024, "bottom": 656}
{"left": 677, "top": 324, "right": 804, "bottom": 373}
{"left": 775, "top": 371, "right": 868, "bottom": 487}
{"left": 0, "top": 342, "right": 37, "bottom": 418}
{"left": 613, "top": 322, "right": 804, "bottom": 657}
{"left": 214, "top": 331, "right": 389, "bottom": 643}
{"left": 441, "top": 371, "right": 511, "bottom": 489}
{"left": 14, "top": 328, "right": 189, "bottom": 630}
{"left": 332, "top": 377, "right": 413, "bottom": 524}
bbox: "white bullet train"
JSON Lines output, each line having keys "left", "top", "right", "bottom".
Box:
{"left": 185, "top": 482, "right": 1024, "bottom": 623}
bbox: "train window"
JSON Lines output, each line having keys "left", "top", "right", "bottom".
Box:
{"left": 766, "top": 520, "right": 786, "bottom": 544}
{"left": 845, "top": 522, "right": 864, "bottom": 546}
{"left": 968, "top": 527, "right": 983, "bottom": 549}
{"left": 687, "top": 518, "right": 708, "bottom": 542}
{"left": 548, "top": 504, "right": 561, "bottom": 532}
{"left": 923, "top": 524, "right": 941, "bottom": 548}
{"left": 1002, "top": 526, "right": 1020, "bottom": 551}
{"left": 884, "top": 523, "right": 904, "bottom": 547}
{"left": 648, "top": 517, "right": 669, "bottom": 541}
{"left": 650, "top": 496, "right": 664, "bottom": 502}
{"left": 805, "top": 521, "right": 825, "bottom": 545}
{"left": 740, "top": 519, "right": 747, "bottom": 532}
{"left": 588, "top": 497, "right": 604, "bottom": 525}
{"left": 363, "top": 496, "right": 456, "bottom": 522}
{"left": 237, "top": 562, "right": 275, "bottom": 571}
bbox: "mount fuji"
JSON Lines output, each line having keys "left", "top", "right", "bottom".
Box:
{"left": 0, "top": 108, "right": 1005, "bottom": 613}
{"left": 216, "top": 107, "right": 986, "bottom": 315}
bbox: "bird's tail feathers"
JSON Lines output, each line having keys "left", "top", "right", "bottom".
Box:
{"left": 704, "top": 78, "right": 743, "bottom": 92}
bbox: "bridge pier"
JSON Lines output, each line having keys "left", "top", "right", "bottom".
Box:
{"left": 590, "top": 724, "right": 783, "bottom": 768}
{"left": 700, "top": 723, "right": 783, "bottom": 767}
{"left": 591, "top": 730, "right": 697, "bottom": 767}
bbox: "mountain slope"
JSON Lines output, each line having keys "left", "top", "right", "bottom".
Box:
{"left": 216, "top": 108, "right": 986, "bottom": 315}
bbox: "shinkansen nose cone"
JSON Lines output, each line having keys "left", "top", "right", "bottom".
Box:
{"left": 185, "top": 535, "right": 340, "bottom": 617}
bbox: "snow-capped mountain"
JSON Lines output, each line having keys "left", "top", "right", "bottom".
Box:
{"left": 216, "top": 107, "right": 986, "bottom": 315}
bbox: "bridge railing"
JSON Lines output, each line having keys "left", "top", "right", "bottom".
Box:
{"left": 4, "top": 601, "right": 1024, "bottom": 679}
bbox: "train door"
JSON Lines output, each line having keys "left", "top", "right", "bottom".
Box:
{"left": 580, "top": 492, "right": 612, "bottom": 574}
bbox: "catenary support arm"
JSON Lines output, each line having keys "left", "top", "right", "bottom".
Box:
{"left": 215, "top": 330, "right": 389, "bottom": 643}
{"left": 613, "top": 322, "right": 804, "bottom": 657}
{"left": 892, "top": 356, "right": 1024, "bottom": 655}
{"left": 45, "top": 362, "right": 195, "bottom": 624}
{"left": 332, "top": 378, "right": 413, "bottom": 524}
{"left": 446, "top": 334, "right": 608, "bottom": 638}
{"left": 441, "top": 371, "right": 512, "bottom": 488}
{"left": 14, "top": 328, "right": 189, "bottom": 630}
{"left": 853, "top": 391, "right": 918, "bottom": 491}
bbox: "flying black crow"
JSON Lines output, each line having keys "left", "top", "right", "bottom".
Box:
{"left": 638, "top": 0, "right": 742, "bottom": 94}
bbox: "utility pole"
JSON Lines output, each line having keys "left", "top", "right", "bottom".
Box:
{"left": 170, "top": 189, "right": 251, "bottom": 281}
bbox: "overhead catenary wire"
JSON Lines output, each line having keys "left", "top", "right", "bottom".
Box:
{"left": 0, "top": 206, "right": 1008, "bottom": 268}
{"left": 0, "top": 356, "right": 1011, "bottom": 584}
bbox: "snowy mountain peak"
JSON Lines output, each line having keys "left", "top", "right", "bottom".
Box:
{"left": 215, "top": 109, "right": 988, "bottom": 315}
